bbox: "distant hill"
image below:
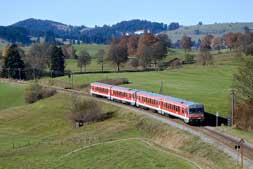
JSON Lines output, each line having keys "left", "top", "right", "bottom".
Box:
{"left": 13, "top": 18, "right": 71, "bottom": 32}
{"left": 1, "top": 18, "right": 253, "bottom": 45}
{"left": 10, "top": 18, "right": 169, "bottom": 44}
{"left": 12, "top": 18, "right": 88, "bottom": 39}
{"left": 163, "top": 22, "right": 253, "bottom": 42}
{"left": 0, "top": 26, "right": 31, "bottom": 44}
{"left": 79, "top": 19, "right": 169, "bottom": 43}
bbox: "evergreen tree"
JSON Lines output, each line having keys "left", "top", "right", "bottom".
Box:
{"left": 50, "top": 46, "right": 65, "bottom": 76}
{"left": 2, "top": 44, "right": 25, "bottom": 79}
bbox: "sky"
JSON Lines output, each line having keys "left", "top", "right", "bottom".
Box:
{"left": 0, "top": 0, "right": 252, "bottom": 27}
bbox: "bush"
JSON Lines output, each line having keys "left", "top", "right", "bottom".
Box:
{"left": 234, "top": 101, "right": 253, "bottom": 131}
{"left": 99, "top": 78, "right": 129, "bottom": 85}
{"left": 25, "top": 83, "right": 56, "bottom": 103}
{"left": 69, "top": 96, "right": 107, "bottom": 125}
{"left": 128, "top": 58, "right": 139, "bottom": 69}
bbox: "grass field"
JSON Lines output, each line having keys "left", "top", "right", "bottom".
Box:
{"left": 73, "top": 44, "right": 108, "bottom": 56}
{"left": 0, "top": 82, "right": 26, "bottom": 110}
{"left": 48, "top": 51, "right": 241, "bottom": 117}
{"left": 0, "top": 91, "right": 236, "bottom": 169}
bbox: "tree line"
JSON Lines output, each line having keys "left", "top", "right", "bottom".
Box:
{"left": 179, "top": 31, "right": 253, "bottom": 65}
{"left": 107, "top": 33, "right": 170, "bottom": 71}
{"left": 0, "top": 42, "right": 110, "bottom": 80}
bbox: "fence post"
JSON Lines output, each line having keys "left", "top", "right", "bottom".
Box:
{"left": 216, "top": 112, "right": 219, "bottom": 127}
{"left": 18, "top": 68, "right": 21, "bottom": 80}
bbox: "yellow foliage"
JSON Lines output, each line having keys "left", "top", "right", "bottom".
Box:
{"left": 2, "top": 45, "right": 10, "bottom": 58}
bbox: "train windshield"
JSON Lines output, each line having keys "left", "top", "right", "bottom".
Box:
{"left": 189, "top": 108, "right": 204, "bottom": 114}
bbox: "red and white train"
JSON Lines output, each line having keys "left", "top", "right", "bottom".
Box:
{"left": 90, "top": 82, "right": 205, "bottom": 123}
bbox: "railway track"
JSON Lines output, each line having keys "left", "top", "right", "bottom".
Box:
{"left": 1, "top": 79, "right": 253, "bottom": 167}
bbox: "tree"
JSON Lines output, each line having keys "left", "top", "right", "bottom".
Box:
{"left": 211, "top": 36, "right": 223, "bottom": 52}
{"left": 2, "top": 45, "right": 11, "bottom": 59}
{"left": 200, "top": 35, "right": 213, "bottom": 50}
{"left": 62, "top": 44, "right": 77, "bottom": 59}
{"left": 77, "top": 49, "right": 91, "bottom": 72}
{"left": 168, "top": 22, "right": 180, "bottom": 30}
{"left": 180, "top": 36, "right": 192, "bottom": 54}
{"left": 108, "top": 38, "right": 128, "bottom": 72}
{"left": 96, "top": 49, "right": 106, "bottom": 72}
{"left": 180, "top": 36, "right": 192, "bottom": 63}
{"left": 234, "top": 57, "right": 253, "bottom": 101}
{"left": 238, "top": 32, "right": 253, "bottom": 56}
{"left": 44, "top": 31, "right": 56, "bottom": 44}
{"left": 26, "top": 43, "right": 52, "bottom": 71}
{"left": 157, "top": 34, "right": 171, "bottom": 48}
{"left": 152, "top": 41, "right": 167, "bottom": 67}
{"left": 129, "top": 58, "right": 139, "bottom": 70}
{"left": 2, "top": 44, "right": 25, "bottom": 79}
{"left": 127, "top": 35, "right": 139, "bottom": 56}
{"left": 50, "top": 45, "right": 65, "bottom": 76}
{"left": 198, "top": 35, "right": 214, "bottom": 65}
{"left": 233, "top": 57, "right": 253, "bottom": 131}
{"left": 137, "top": 33, "right": 158, "bottom": 68}
{"left": 224, "top": 32, "right": 241, "bottom": 51}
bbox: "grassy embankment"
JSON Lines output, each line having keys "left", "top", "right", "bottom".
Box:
{"left": 0, "top": 82, "right": 26, "bottom": 110}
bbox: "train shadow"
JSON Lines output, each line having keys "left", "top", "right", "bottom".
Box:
{"left": 203, "top": 112, "right": 228, "bottom": 127}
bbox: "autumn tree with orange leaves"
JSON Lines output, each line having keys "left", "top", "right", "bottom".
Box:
{"left": 224, "top": 32, "right": 241, "bottom": 51}
{"left": 211, "top": 36, "right": 223, "bottom": 52}
{"left": 127, "top": 35, "right": 139, "bottom": 56}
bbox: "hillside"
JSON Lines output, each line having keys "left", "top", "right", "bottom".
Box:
{"left": 0, "top": 83, "right": 236, "bottom": 168}
{"left": 164, "top": 22, "right": 253, "bottom": 42}
{"left": 13, "top": 18, "right": 72, "bottom": 32}
{"left": 1, "top": 19, "right": 253, "bottom": 45}
{"left": 10, "top": 18, "right": 169, "bottom": 44}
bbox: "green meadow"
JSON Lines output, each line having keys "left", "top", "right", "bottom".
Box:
{"left": 0, "top": 92, "right": 236, "bottom": 169}
{"left": 0, "top": 82, "right": 26, "bottom": 110}
{"left": 48, "top": 50, "right": 241, "bottom": 117}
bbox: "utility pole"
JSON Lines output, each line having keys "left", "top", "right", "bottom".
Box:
{"left": 216, "top": 112, "right": 219, "bottom": 127}
{"left": 33, "top": 68, "right": 36, "bottom": 80}
{"left": 240, "top": 139, "right": 245, "bottom": 168}
{"left": 7, "top": 68, "right": 10, "bottom": 79}
{"left": 230, "top": 89, "right": 235, "bottom": 127}
{"left": 71, "top": 72, "right": 74, "bottom": 89}
{"left": 235, "top": 139, "right": 245, "bottom": 168}
{"left": 159, "top": 80, "right": 163, "bottom": 94}
{"left": 18, "top": 68, "right": 21, "bottom": 80}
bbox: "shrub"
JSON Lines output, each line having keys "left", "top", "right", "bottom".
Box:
{"left": 128, "top": 58, "right": 139, "bottom": 69}
{"left": 99, "top": 78, "right": 129, "bottom": 85}
{"left": 69, "top": 96, "right": 109, "bottom": 125}
{"left": 234, "top": 101, "right": 253, "bottom": 131}
{"left": 25, "top": 83, "right": 56, "bottom": 103}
